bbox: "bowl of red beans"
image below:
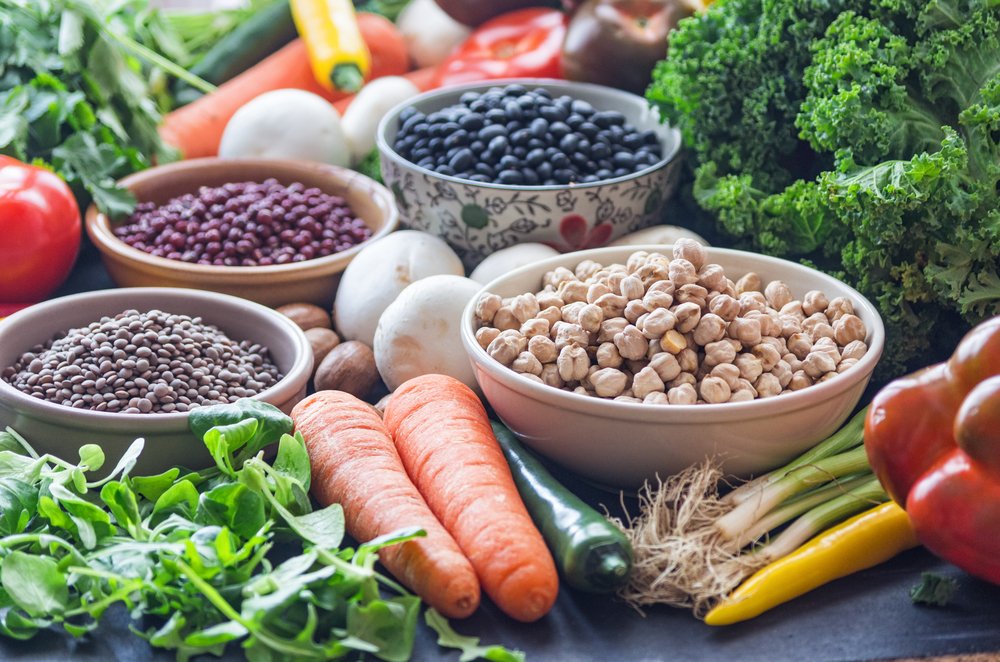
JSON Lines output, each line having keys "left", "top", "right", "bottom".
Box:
{"left": 85, "top": 158, "right": 399, "bottom": 308}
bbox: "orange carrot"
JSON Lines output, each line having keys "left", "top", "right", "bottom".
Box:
{"left": 160, "top": 13, "right": 411, "bottom": 160}
{"left": 332, "top": 66, "right": 441, "bottom": 115}
{"left": 292, "top": 390, "right": 481, "bottom": 619}
{"left": 383, "top": 374, "right": 559, "bottom": 623}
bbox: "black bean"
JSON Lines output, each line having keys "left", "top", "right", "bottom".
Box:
{"left": 571, "top": 99, "right": 595, "bottom": 116}
{"left": 449, "top": 148, "right": 475, "bottom": 172}
{"left": 516, "top": 94, "right": 536, "bottom": 109}
{"left": 459, "top": 113, "right": 485, "bottom": 132}
{"left": 532, "top": 87, "right": 552, "bottom": 99}
{"left": 521, "top": 167, "right": 540, "bottom": 185}
{"left": 443, "top": 129, "right": 470, "bottom": 149}
{"left": 613, "top": 167, "right": 631, "bottom": 177}
{"left": 559, "top": 134, "right": 580, "bottom": 154}
{"left": 550, "top": 151, "right": 571, "bottom": 169}
{"left": 504, "top": 84, "right": 528, "bottom": 97}
{"left": 479, "top": 124, "right": 507, "bottom": 142}
{"left": 412, "top": 148, "right": 431, "bottom": 162}
{"left": 426, "top": 111, "right": 447, "bottom": 124}
{"left": 499, "top": 155, "right": 521, "bottom": 170}
{"left": 505, "top": 120, "right": 523, "bottom": 133}
{"left": 427, "top": 137, "right": 444, "bottom": 153}
{"left": 566, "top": 113, "right": 585, "bottom": 128}
{"left": 539, "top": 104, "right": 567, "bottom": 123}
{"left": 480, "top": 150, "right": 500, "bottom": 166}
{"left": 469, "top": 140, "right": 486, "bottom": 153}
{"left": 578, "top": 122, "right": 600, "bottom": 139}
{"left": 613, "top": 151, "right": 637, "bottom": 169}
{"left": 512, "top": 146, "right": 528, "bottom": 159}
{"left": 504, "top": 100, "right": 524, "bottom": 121}
{"left": 485, "top": 108, "right": 506, "bottom": 124}
{"left": 582, "top": 174, "right": 600, "bottom": 183}
{"left": 511, "top": 129, "right": 532, "bottom": 147}
{"left": 488, "top": 135, "right": 509, "bottom": 153}
{"left": 400, "top": 113, "right": 425, "bottom": 135}
{"left": 498, "top": 170, "right": 525, "bottom": 185}
{"left": 527, "top": 138, "right": 547, "bottom": 150}
{"left": 554, "top": 169, "right": 576, "bottom": 184}
{"left": 623, "top": 133, "right": 645, "bottom": 150}
{"left": 399, "top": 106, "right": 418, "bottom": 123}
{"left": 590, "top": 142, "right": 611, "bottom": 160}
{"left": 526, "top": 148, "right": 546, "bottom": 167}
{"left": 475, "top": 162, "right": 496, "bottom": 178}
{"left": 549, "top": 121, "right": 570, "bottom": 139}
{"left": 468, "top": 174, "right": 491, "bottom": 182}
{"left": 595, "top": 168, "right": 614, "bottom": 180}
{"left": 529, "top": 118, "right": 549, "bottom": 138}
{"left": 469, "top": 99, "right": 487, "bottom": 113}
{"left": 592, "top": 110, "right": 626, "bottom": 128}
{"left": 460, "top": 91, "right": 481, "bottom": 105}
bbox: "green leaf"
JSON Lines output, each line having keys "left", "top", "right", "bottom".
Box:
{"left": 274, "top": 432, "right": 311, "bottom": 491}
{"left": 100, "top": 480, "right": 143, "bottom": 539}
{"left": 0, "top": 552, "right": 69, "bottom": 618}
{"left": 910, "top": 572, "right": 959, "bottom": 607}
{"left": 151, "top": 480, "right": 200, "bottom": 523}
{"left": 200, "top": 483, "right": 266, "bottom": 540}
{"left": 0, "top": 87, "right": 29, "bottom": 159}
{"left": 0, "top": 431, "right": 28, "bottom": 456}
{"left": 346, "top": 596, "right": 420, "bottom": 662}
{"left": 78, "top": 444, "right": 105, "bottom": 472}
{"left": 130, "top": 468, "right": 180, "bottom": 502}
{"left": 355, "top": 527, "right": 426, "bottom": 569}
{"left": 0, "top": 479, "right": 38, "bottom": 536}
{"left": 0, "top": 452, "right": 45, "bottom": 484}
{"left": 190, "top": 401, "right": 293, "bottom": 466}
{"left": 57, "top": 9, "right": 85, "bottom": 57}
{"left": 283, "top": 504, "right": 345, "bottom": 550}
{"left": 0, "top": 587, "right": 46, "bottom": 640}
{"left": 184, "top": 620, "right": 248, "bottom": 647}
{"left": 425, "top": 609, "right": 525, "bottom": 662}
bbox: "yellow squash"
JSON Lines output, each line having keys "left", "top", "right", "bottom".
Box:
{"left": 705, "top": 501, "right": 920, "bottom": 625}
{"left": 290, "top": 0, "right": 371, "bottom": 93}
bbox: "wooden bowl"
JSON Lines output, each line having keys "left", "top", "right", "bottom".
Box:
{"left": 85, "top": 158, "right": 399, "bottom": 308}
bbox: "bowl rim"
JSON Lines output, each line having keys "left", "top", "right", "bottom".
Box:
{"left": 0, "top": 287, "right": 312, "bottom": 431}
{"left": 85, "top": 157, "right": 399, "bottom": 277}
{"left": 375, "top": 77, "right": 683, "bottom": 192}
{"left": 461, "top": 244, "right": 885, "bottom": 423}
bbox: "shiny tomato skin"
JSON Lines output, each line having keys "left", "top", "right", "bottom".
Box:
{"left": 0, "top": 157, "right": 81, "bottom": 303}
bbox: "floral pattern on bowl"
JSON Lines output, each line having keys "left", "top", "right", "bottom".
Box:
{"left": 376, "top": 79, "right": 684, "bottom": 270}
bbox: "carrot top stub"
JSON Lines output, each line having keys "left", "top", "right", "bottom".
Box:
{"left": 384, "top": 374, "right": 560, "bottom": 623}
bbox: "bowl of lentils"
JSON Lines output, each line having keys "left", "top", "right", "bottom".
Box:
{"left": 0, "top": 287, "right": 313, "bottom": 477}
{"left": 85, "top": 158, "right": 399, "bottom": 308}
{"left": 376, "top": 79, "right": 684, "bottom": 270}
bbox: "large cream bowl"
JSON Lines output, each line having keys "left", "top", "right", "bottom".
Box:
{"left": 460, "top": 245, "right": 885, "bottom": 489}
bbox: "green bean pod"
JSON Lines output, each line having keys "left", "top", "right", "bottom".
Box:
{"left": 492, "top": 421, "right": 633, "bottom": 593}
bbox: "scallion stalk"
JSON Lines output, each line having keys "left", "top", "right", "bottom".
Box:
{"left": 751, "top": 476, "right": 888, "bottom": 563}
{"left": 714, "top": 445, "right": 872, "bottom": 541}
{"left": 723, "top": 406, "right": 868, "bottom": 506}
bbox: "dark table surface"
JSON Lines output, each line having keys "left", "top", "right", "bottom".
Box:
{"left": 3, "top": 238, "right": 1000, "bottom": 662}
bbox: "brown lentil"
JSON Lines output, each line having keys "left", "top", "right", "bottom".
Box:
{"left": 2, "top": 309, "right": 283, "bottom": 414}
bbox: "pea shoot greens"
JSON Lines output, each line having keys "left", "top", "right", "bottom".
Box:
{"left": 0, "top": 401, "right": 522, "bottom": 661}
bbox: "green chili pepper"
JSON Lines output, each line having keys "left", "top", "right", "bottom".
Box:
{"left": 491, "top": 421, "right": 633, "bottom": 593}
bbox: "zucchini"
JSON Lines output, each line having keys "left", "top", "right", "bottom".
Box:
{"left": 174, "top": 0, "right": 298, "bottom": 105}
{"left": 492, "top": 421, "right": 633, "bottom": 593}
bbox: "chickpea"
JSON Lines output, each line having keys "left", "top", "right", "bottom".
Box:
{"left": 595, "top": 342, "right": 623, "bottom": 369}
{"left": 802, "top": 313, "right": 835, "bottom": 342}
{"left": 779, "top": 315, "right": 803, "bottom": 338}
{"left": 693, "top": 313, "right": 727, "bottom": 346}
{"left": 837, "top": 357, "right": 860, "bottom": 374}
{"left": 555, "top": 323, "right": 589, "bottom": 351}
{"left": 590, "top": 368, "right": 628, "bottom": 398}
{"left": 621, "top": 275, "right": 645, "bottom": 301}
{"left": 538, "top": 306, "right": 562, "bottom": 332}
{"left": 668, "top": 383, "right": 698, "bottom": 405}
{"left": 771, "top": 360, "right": 793, "bottom": 388}
{"left": 598, "top": 317, "right": 629, "bottom": 343}
{"left": 667, "top": 372, "right": 697, "bottom": 389}
{"left": 576, "top": 259, "right": 602, "bottom": 281}
{"left": 787, "top": 332, "right": 813, "bottom": 360}
{"left": 834, "top": 314, "right": 867, "bottom": 346}
{"left": 632, "top": 366, "right": 666, "bottom": 400}
{"left": 616, "top": 395, "right": 644, "bottom": 403}
{"left": 640, "top": 308, "right": 677, "bottom": 339}
{"left": 669, "top": 259, "right": 700, "bottom": 286}
{"left": 711, "top": 363, "right": 741, "bottom": 389}
{"left": 782, "top": 353, "right": 803, "bottom": 373}
{"left": 728, "top": 389, "right": 755, "bottom": 403}
{"left": 802, "top": 350, "right": 837, "bottom": 378}
{"left": 476, "top": 293, "right": 502, "bottom": 324}
{"left": 595, "top": 292, "right": 628, "bottom": 318}
{"left": 826, "top": 297, "right": 854, "bottom": 323}
{"left": 818, "top": 371, "right": 839, "bottom": 383}
{"left": 703, "top": 340, "right": 737, "bottom": 367}
{"left": 520, "top": 318, "right": 550, "bottom": 339}
{"left": 614, "top": 325, "right": 648, "bottom": 361}
{"left": 723, "top": 279, "right": 738, "bottom": 298}
{"left": 734, "top": 378, "right": 758, "bottom": 397}
{"left": 677, "top": 348, "right": 699, "bottom": 373}
{"left": 753, "top": 310, "right": 782, "bottom": 337}
{"left": 529, "top": 335, "right": 558, "bottom": 364}
{"left": 550, "top": 320, "right": 564, "bottom": 340}
{"left": 558, "top": 279, "right": 589, "bottom": 305}
{"left": 841, "top": 340, "right": 868, "bottom": 362}
{"left": 607, "top": 270, "right": 627, "bottom": 296}
{"left": 644, "top": 289, "right": 674, "bottom": 311}
{"left": 476, "top": 326, "right": 501, "bottom": 350}
{"left": 752, "top": 343, "right": 782, "bottom": 372}
{"left": 626, "top": 358, "right": 650, "bottom": 375}
{"left": 573, "top": 385, "right": 592, "bottom": 396}
{"left": 540, "top": 363, "right": 565, "bottom": 388}
{"left": 759, "top": 335, "right": 786, "bottom": 356}
{"left": 579, "top": 303, "right": 604, "bottom": 333}
{"left": 812, "top": 336, "right": 842, "bottom": 365}
{"left": 492, "top": 307, "right": 520, "bottom": 331}
{"left": 764, "top": 280, "right": 794, "bottom": 311}
{"left": 646, "top": 279, "right": 676, "bottom": 298}
{"left": 543, "top": 266, "right": 576, "bottom": 290}
{"left": 700, "top": 376, "right": 732, "bottom": 404}
{"left": 587, "top": 282, "right": 612, "bottom": 304}
{"left": 647, "top": 338, "right": 664, "bottom": 360}
{"left": 511, "top": 351, "right": 543, "bottom": 376}
{"left": 561, "top": 301, "right": 585, "bottom": 326}
{"left": 537, "top": 292, "right": 565, "bottom": 310}
{"left": 803, "top": 290, "right": 829, "bottom": 316}
{"left": 625, "top": 300, "right": 650, "bottom": 324}
{"left": 709, "top": 294, "right": 740, "bottom": 322}
{"left": 557, "top": 345, "right": 591, "bottom": 382}
{"left": 722, "top": 337, "right": 744, "bottom": 354}
{"left": 487, "top": 335, "right": 521, "bottom": 366}
{"left": 626, "top": 251, "right": 649, "bottom": 274}
{"left": 754, "top": 372, "right": 782, "bottom": 398}
{"left": 660, "top": 329, "right": 688, "bottom": 354}
{"left": 673, "top": 238, "right": 708, "bottom": 270}
{"left": 780, "top": 300, "right": 807, "bottom": 322}
{"left": 736, "top": 272, "right": 762, "bottom": 294}
{"left": 739, "top": 292, "right": 768, "bottom": 316}
{"left": 676, "top": 284, "right": 709, "bottom": 310}
{"left": 644, "top": 392, "right": 670, "bottom": 405}
{"left": 673, "top": 302, "right": 702, "bottom": 333}
{"left": 510, "top": 293, "right": 540, "bottom": 324}
{"left": 650, "top": 352, "right": 682, "bottom": 382}
{"left": 698, "top": 264, "right": 727, "bottom": 292}
{"left": 636, "top": 262, "right": 671, "bottom": 289}
{"left": 521, "top": 374, "right": 544, "bottom": 384}
{"left": 789, "top": 370, "right": 813, "bottom": 391}
{"left": 734, "top": 352, "right": 764, "bottom": 383}
{"left": 728, "top": 316, "right": 762, "bottom": 346}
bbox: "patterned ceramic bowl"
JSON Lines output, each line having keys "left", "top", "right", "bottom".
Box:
{"left": 376, "top": 79, "right": 683, "bottom": 270}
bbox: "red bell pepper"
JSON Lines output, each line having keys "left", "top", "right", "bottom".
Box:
{"left": 865, "top": 316, "right": 1000, "bottom": 585}
{"left": 431, "top": 8, "right": 568, "bottom": 88}
{"left": 0, "top": 156, "right": 81, "bottom": 304}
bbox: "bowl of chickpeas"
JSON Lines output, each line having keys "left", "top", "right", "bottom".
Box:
{"left": 460, "top": 240, "right": 884, "bottom": 489}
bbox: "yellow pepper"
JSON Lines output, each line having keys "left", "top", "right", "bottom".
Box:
{"left": 290, "top": 0, "right": 371, "bottom": 93}
{"left": 704, "top": 501, "right": 920, "bottom": 625}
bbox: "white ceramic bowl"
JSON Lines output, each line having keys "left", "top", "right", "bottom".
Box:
{"left": 376, "top": 79, "right": 684, "bottom": 270}
{"left": 460, "top": 246, "right": 885, "bottom": 489}
{"left": 0, "top": 288, "right": 313, "bottom": 477}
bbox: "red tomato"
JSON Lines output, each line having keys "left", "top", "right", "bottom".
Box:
{"left": 0, "top": 156, "right": 81, "bottom": 304}
{"left": 431, "top": 8, "right": 569, "bottom": 88}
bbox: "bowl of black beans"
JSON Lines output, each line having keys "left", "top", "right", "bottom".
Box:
{"left": 0, "top": 287, "right": 313, "bottom": 476}
{"left": 376, "top": 79, "right": 683, "bottom": 269}
{"left": 85, "top": 158, "right": 399, "bottom": 308}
